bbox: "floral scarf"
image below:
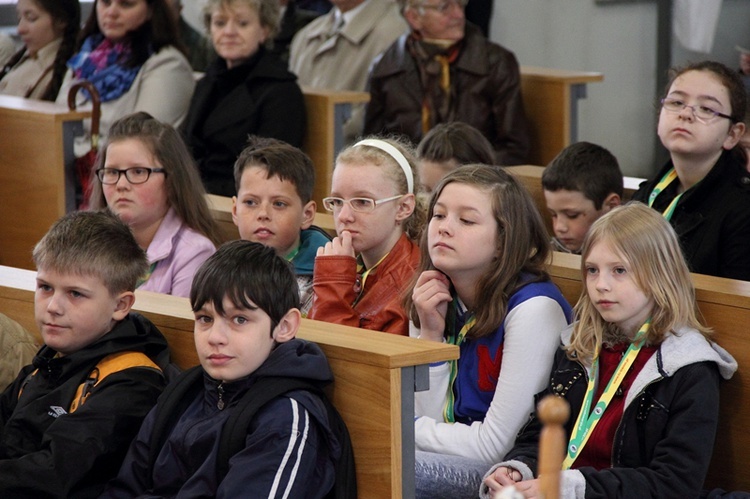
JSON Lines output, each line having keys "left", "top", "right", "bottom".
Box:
{"left": 67, "top": 34, "right": 149, "bottom": 102}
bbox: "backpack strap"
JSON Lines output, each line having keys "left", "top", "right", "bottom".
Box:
{"left": 70, "top": 351, "right": 161, "bottom": 413}
{"left": 217, "top": 377, "right": 357, "bottom": 499}
{"left": 146, "top": 365, "right": 204, "bottom": 487}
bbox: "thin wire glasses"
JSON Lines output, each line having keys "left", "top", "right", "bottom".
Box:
{"left": 96, "top": 167, "right": 166, "bottom": 185}
{"left": 660, "top": 98, "right": 733, "bottom": 124}
{"left": 322, "top": 195, "right": 403, "bottom": 213}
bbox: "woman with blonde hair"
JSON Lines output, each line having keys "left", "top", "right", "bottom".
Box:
{"left": 182, "top": 0, "right": 306, "bottom": 196}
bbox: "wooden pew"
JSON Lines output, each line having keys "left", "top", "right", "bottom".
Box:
{"left": 0, "top": 264, "right": 458, "bottom": 498}
{"left": 548, "top": 251, "right": 750, "bottom": 492}
{"left": 0, "top": 96, "right": 88, "bottom": 270}
{"left": 205, "top": 193, "right": 335, "bottom": 244}
{"left": 302, "top": 87, "right": 370, "bottom": 211}
{"left": 0, "top": 70, "right": 601, "bottom": 271}
{"left": 519, "top": 67, "right": 604, "bottom": 166}
{"left": 300, "top": 69, "right": 603, "bottom": 211}
{"left": 506, "top": 165, "right": 644, "bottom": 236}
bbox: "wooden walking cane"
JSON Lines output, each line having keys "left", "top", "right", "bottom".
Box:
{"left": 67, "top": 80, "right": 101, "bottom": 209}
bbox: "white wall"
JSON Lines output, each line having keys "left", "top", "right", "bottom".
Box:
{"left": 182, "top": 0, "right": 209, "bottom": 33}
{"left": 491, "top": 0, "right": 750, "bottom": 177}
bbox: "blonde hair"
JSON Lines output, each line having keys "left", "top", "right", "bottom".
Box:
{"left": 203, "top": 0, "right": 281, "bottom": 42}
{"left": 405, "top": 164, "right": 551, "bottom": 339}
{"left": 335, "top": 136, "right": 426, "bottom": 241}
{"left": 568, "top": 202, "right": 710, "bottom": 361}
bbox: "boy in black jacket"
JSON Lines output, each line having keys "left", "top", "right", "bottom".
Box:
{"left": 103, "top": 241, "right": 345, "bottom": 498}
{"left": 0, "top": 211, "right": 170, "bottom": 497}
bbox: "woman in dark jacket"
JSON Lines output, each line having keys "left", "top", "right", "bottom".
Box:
{"left": 182, "top": 0, "right": 306, "bottom": 196}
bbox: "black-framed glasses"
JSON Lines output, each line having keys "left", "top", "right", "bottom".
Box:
{"left": 322, "top": 195, "right": 403, "bottom": 213}
{"left": 417, "top": 0, "right": 468, "bottom": 14}
{"left": 660, "top": 98, "right": 733, "bottom": 124}
{"left": 96, "top": 167, "right": 166, "bottom": 185}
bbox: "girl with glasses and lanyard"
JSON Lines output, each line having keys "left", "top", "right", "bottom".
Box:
{"left": 309, "top": 137, "right": 424, "bottom": 336}
{"left": 631, "top": 60, "right": 750, "bottom": 281}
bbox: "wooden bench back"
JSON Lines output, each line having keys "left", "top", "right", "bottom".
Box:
{"left": 548, "top": 252, "right": 750, "bottom": 491}
{"left": 0, "top": 265, "right": 457, "bottom": 498}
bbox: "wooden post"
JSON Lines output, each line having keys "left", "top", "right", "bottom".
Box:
{"left": 538, "top": 395, "right": 570, "bottom": 499}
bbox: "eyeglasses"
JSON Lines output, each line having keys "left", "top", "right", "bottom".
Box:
{"left": 416, "top": 0, "right": 468, "bottom": 14}
{"left": 96, "top": 167, "right": 166, "bottom": 185}
{"left": 660, "top": 98, "right": 733, "bottom": 124}
{"left": 322, "top": 195, "right": 403, "bottom": 213}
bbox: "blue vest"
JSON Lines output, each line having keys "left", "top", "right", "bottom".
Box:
{"left": 453, "top": 280, "right": 572, "bottom": 423}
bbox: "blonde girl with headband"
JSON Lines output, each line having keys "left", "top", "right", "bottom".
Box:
{"left": 309, "top": 137, "right": 424, "bottom": 335}
{"left": 481, "top": 203, "right": 737, "bottom": 499}
{"left": 405, "top": 165, "right": 572, "bottom": 498}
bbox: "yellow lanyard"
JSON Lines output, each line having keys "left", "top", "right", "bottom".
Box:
{"left": 353, "top": 252, "right": 390, "bottom": 306}
{"left": 648, "top": 168, "right": 682, "bottom": 222}
{"left": 562, "top": 320, "right": 650, "bottom": 469}
{"left": 442, "top": 299, "right": 476, "bottom": 423}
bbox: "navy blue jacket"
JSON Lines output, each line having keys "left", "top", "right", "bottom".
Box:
{"left": 102, "top": 339, "right": 339, "bottom": 498}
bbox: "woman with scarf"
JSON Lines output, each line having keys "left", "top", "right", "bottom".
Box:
{"left": 56, "top": 0, "right": 195, "bottom": 143}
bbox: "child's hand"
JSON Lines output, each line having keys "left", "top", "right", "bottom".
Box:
{"left": 317, "top": 231, "right": 355, "bottom": 258}
{"left": 412, "top": 270, "right": 451, "bottom": 341}
{"left": 484, "top": 468, "right": 540, "bottom": 498}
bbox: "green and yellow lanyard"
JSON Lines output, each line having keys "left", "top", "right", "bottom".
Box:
{"left": 562, "top": 319, "right": 650, "bottom": 469}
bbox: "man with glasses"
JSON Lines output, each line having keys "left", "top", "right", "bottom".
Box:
{"left": 289, "top": 0, "right": 407, "bottom": 140}
{"left": 363, "top": 0, "right": 530, "bottom": 166}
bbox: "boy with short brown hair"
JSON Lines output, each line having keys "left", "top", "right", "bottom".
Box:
{"left": 0, "top": 210, "right": 170, "bottom": 497}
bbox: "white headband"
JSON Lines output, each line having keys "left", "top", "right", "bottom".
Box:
{"left": 354, "top": 139, "right": 414, "bottom": 194}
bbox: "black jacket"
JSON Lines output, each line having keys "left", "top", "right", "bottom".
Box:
{"left": 182, "top": 48, "right": 306, "bottom": 196}
{"left": 0, "top": 313, "right": 169, "bottom": 498}
{"left": 632, "top": 149, "right": 750, "bottom": 281}
{"left": 364, "top": 23, "right": 530, "bottom": 166}
{"left": 480, "top": 325, "right": 737, "bottom": 499}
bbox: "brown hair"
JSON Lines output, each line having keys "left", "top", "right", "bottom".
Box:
{"left": 405, "top": 164, "right": 551, "bottom": 339}
{"left": 234, "top": 136, "right": 314, "bottom": 204}
{"left": 33, "top": 210, "right": 148, "bottom": 295}
{"left": 663, "top": 60, "right": 747, "bottom": 124}
{"left": 88, "top": 112, "right": 223, "bottom": 246}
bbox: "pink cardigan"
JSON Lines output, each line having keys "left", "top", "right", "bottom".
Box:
{"left": 138, "top": 208, "right": 216, "bottom": 298}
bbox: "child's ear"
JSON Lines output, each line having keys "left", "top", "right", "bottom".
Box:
{"left": 272, "top": 308, "right": 301, "bottom": 343}
{"left": 301, "top": 200, "right": 316, "bottom": 230}
{"left": 723, "top": 121, "right": 746, "bottom": 150}
{"left": 112, "top": 291, "right": 135, "bottom": 321}
{"left": 231, "top": 196, "right": 239, "bottom": 227}
{"left": 395, "top": 193, "right": 416, "bottom": 223}
{"left": 602, "top": 193, "right": 621, "bottom": 212}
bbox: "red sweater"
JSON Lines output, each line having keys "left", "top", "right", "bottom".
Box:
{"left": 573, "top": 342, "right": 657, "bottom": 470}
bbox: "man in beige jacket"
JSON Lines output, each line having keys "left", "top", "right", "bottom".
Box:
{"left": 289, "top": 0, "right": 407, "bottom": 140}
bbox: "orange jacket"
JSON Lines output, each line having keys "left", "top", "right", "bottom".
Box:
{"left": 309, "top": 234, "right": 420, "bottom": 335}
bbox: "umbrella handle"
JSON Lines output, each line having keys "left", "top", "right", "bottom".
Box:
{"left": 67, "top": 80, "right": 101, "bottom": 150}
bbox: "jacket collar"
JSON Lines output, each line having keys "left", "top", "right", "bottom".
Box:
{"left": 560, "top": 323, "right": 737, "bottom": 408}
{"left": 146, "top": 207, "right": 182, "bottom": 264}
{"left": 302, "top": 0, "right": 397, "bottom": 46}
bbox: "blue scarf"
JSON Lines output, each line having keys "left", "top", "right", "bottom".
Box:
{"left": 68, "top": 35, "right": 150, "bottom": 102}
